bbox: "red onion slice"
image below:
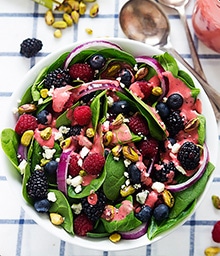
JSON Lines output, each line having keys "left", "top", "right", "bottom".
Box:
{"left": 135, "top": 56, "right": 168, "bottom": 100}
{"left": 57, "top": 151, "right": 71, "bottom": 195}
{"left": 119, "top": 223, "right": 147, "bottom": 239}
{"left": 64, "top": 40, "right": 122, "bottom": 69}
{"left": 166, "top": 144, "right": 209, "bottom": 192}
{"left": 17, "top": 144, "right": 27, "bottom": 162}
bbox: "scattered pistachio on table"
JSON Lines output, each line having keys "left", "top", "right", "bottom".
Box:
{"left": 44, "top": 0, "right": 99, "bottom": 38}
{"left": 212, "top": 195, "right": 220, "bottom": 209}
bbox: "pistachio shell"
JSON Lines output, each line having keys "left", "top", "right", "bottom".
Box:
{"left": 21, "top": 130, "right": 34, "bottom": 146}
{"left": 122, "top": 146, "right": 139, "bottom": 162}
{"left": 50, "top": 213, "right": 64, "bottom": 226}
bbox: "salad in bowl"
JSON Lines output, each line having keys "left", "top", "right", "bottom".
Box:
{"left": 0, "top": 38, "right": 217, "bottom": 250}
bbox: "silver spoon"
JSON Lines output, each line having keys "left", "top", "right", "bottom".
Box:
{"left": 157, "top": 0, "right": 206, "bottom": 80}
{"left": 119, "top": 0, "right": 220, "bottom": 120}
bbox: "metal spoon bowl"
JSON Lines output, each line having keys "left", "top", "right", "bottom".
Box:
{"left": 119, "top": 0, "right": 220, "bottom": 120}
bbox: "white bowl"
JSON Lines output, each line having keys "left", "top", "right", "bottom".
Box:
{"left": 1, "top": 38, "right": 219, "bottom": 251}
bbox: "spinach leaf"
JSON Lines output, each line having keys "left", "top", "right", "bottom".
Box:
{"left": 103, "top": 153, "right": 126, "bottom": 201}
{"left": 22, "top": 162, "right": 33, "bottom": 205}
{"left": 31, "top": 66, "right": 48, "bottom": 102}
{"left": 1, "top": 128, "right": 19, "bottom": 170}
{"left": 147, "top": 199, "right": 196, "bottom": 240}
{"left": 178, "top": 70, "right": 200, "bottom": 98}
{"left": 154, "top": 52, "right": 179, "bottom": 76}
{"left": 47, "top": 52, "right": 70, "bottom": 72}
{"left": 68, "top": 49, "right": 97, "bottom": 66}
{"left": 19, "top": 85, "right": 33, "bottom": 106}
{"left": 90, "top": 90, "right": 107, "bottom": 131}
{"left": 30, "top": 140, "right": 43, "bottom": 171}
{"left": 87, "top": 221, "right": 109, "bottom": 238}
{"left": 197, "top": 114, "right": 206, "bottom": 145}
{"left": 49, "top": 189, "right": 74, "bottom": 234}
{"left": 101, "top": 196, "right": 142, "bottom": 233}
{"left": 117, "top": 90, "right": 166, "bottom": 141}
{"left": 68, "top": 164, "right": 106, "bottom": 199}
{"left": 169, "top": 162, "right": 214, "bottom": 219}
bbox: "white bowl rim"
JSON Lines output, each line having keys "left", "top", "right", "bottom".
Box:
{"left": 1, "top": 37, "right": 219, "bottom": 251}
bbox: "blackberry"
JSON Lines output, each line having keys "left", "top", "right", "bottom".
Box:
{"left": 165, "top": 110, "right": 184, "bottom": 137}
{"left": 26, "top": 169, "right": 48, "bottom": 200}
{"left": 20, "top": 38, "right": 43, "bottom": 58}
{"left": 81, "top": 190, "right": 106, "bottom": 222}
{"left": 153, "top": 162, "right": 177, "bottom": 183}
{"left": 65, "top": 125, "right": 82, "bottom": 138}
{"left": 177, "top": 142, "right": 201, "bottom": 170}
{"left": 44, "top": 68, "right": 72, "bottom": 89}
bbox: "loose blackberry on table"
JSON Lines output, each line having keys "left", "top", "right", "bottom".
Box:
{"left": 20, "top": 38, "right": 43, "bottom": 58}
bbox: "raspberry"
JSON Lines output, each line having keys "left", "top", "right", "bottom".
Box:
{"left": 81, "top": 190, "right": 106, "bottom": 222}
{"left": 15, "top": 114, "right": 38, "bottom": 135}
{"left": 128, "top": 114, "right": 149, "bottom": 136}
{"left": 138, "top": 81, "right": 152, "bottom": 99}
{"left": 69, "top": 63, "right": 94, "bottom": 82}
{"left": 83, "top": 153, "right": 105, "bottom": 175}
{"left": 73, "top": 213, "right": 93, "bottom": 236}
{"left": 177, "top": 141, "right": 200, "bottom": 170}
{"left": 212, "top": 221, "right": 220, "bottom": 243}
{"left": 20, "top": 38, "right": 43, "bottom": 58}
{"left": 73, "top": 106, "right": 92, "bottom": 126}
{"left": 26, "top": 169, "right": 48, "bottom": 200}
{"left": 68, "top": 154, "right": 81, "bottom": 177}
{"left": 44, "top": 68, "right": 72, "bottom": 89}
{"left": 138, "top": 137, "right": 159, "bottom": 159}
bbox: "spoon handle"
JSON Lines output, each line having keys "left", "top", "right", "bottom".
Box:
{"left": 177, "top": 5, "right": 207, "bottom": 80}
{"left": 165, "top": 46, "right": 220, "bottom": 121}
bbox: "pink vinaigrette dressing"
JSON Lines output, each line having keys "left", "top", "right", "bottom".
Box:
{"left": 192, "top": 0, "right": 220, "bottom": 53}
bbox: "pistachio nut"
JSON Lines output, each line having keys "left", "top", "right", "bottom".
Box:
{"left": 109, "top": 233, "right": 121, "bottom": 243}
{"left": 184, "top": 117, "right": 200, "bottom": 132}
{"left": 18, "top": 104, "right": 37, "bottom": 114}
{"left": 79, "top": 1, "right": 86, "bottom": 15}
{"left": 103, "top": 131, "right": 113, "bottom": 146}
{"left": 162, "top": 189, "right": 175, "bottom": 208}
{"left": 45, "top": 9, "right": 55, "bottom": 25}
{"left": 152, "top": 86, "right": 163, "bottom": 96}
{"left": 67, "top": 0, "right": 79, "bottom": 11}
{"left": 52, "top": 20, "right": 68, "bottom": 29}
{"left": 40, "top": 127, "right": 52, "bottom": 141}
{"left": 212, "top": 195, "right": 220, "bottom": 209}
{"left": 60, "top": 137, "right": 72, "bottom": 149}
{"left": 86, "top": 128, "right": 95, "bottom": 138}
{"left": 122, "top": 146, "right": 139, "bottom": 162}
{"left": 54, "top": 29, "right": 62, "bottom": 38}
{"left": 120, "top": 185, "right": 136, "bottom": 197}
{"left": 89, "top": 3, "right": 99, "bottom": 17}
{"left": 21, "top": 130, "right": 34, "bottom": 147}
{"left": 111, "top": 145, "right": 122, "bottom": 158}
{"left": 63, "top": 13, "right": 73, "bottom": 26}
{"left": 50, "top": 213, "right": 64, "bottom": 226}
{"left": 135, "top": 67, "right": 149, "bottom": 80}
{"left": 204, "top": 247, "right": 220, "bottom": 256}
{"left": 85, "top": 28, "right": 93, "bottom": 35}
{"left": 71, "top": 10, "right": 80, "bottom": 23}
{"left": 40, "top": 88, "right": 49, "bottom": 98}
{"left": 111, "top": 113, "right": 124, "bottom": 127}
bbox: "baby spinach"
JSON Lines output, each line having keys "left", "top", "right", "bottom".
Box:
{"left": 21, "top": 161, "right": 33, "bottom": 205}
{"left": 90, "top": 90, "right": 107, "bottom": 131}
{"left": 49, "top": 189, "right": 74, "bottom": 234}
{"left": 154, "top": 52, "right": 179, "bottom": 77}
{"left": 147, "top": 199, "right": 196, "bottom": 240}
{"left": 68, "top": 165, "right": 107, "bottom": 199}
{"left": 101, "top": 196, "right": 142, "bottom": 233}
{"left": 169, "top": 162, "right": 214, "bottom": 219}
{"left": 87, "top": 221, "right": 109, "bottom": 238}
{"left": 47, "top": 52, "right": 70, "bottom": 72}
{"left": 30, "top": 140, "right": 43, "bottom": 171}
{"left": 103, "top": 153, "right": 126, "bottom": 201}
{"left": 1, "top": 128, "right": 19, "bottom": 171}
{"left": 118, "top": 90, "right": 167, "bottom": 141}
{"left": 197, "top": 114, "right": 206, "bottom": 145}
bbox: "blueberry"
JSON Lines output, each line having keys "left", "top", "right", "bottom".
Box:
{"left": 34, "top": 198, "right": 51, "bottom": 213}
{"left": 44, "top": 160, "right": 58, "bottom": 175}
{"left": 135, "top": 205, "right": 152, "bottom": 222}
{"left": 88, "top": 54, "right": 106, "bottom": 70}
{"left": 118, "top": 68, "right": 133, "bottom": 87}
{"left": 37, "top": 110, "right": 49, "bottom": 124}
{"left": 127, "top": 163, "right": 141, "bottom": 185}
{"left": 156, "top": 102, "right": 170, "bottom": 119}
{"left": 109, "top": 100, "right": 131, "bottom": 115}
{"left": 153, "top": 204, "right": 169, "bottom": 223}
{"left": 166, "top": 93, "right": 183, "bottom": 110}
